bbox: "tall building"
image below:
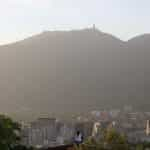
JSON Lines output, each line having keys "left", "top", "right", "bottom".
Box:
{"left": 26, "top": 118, "right": 57, "bottom": 147}
{"left": 146, "top": 120, "right": 150, "bottom": 136}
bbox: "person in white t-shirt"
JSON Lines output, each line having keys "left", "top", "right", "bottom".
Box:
{"left": 74, "top": 131, "right": 83, "bottom": 145}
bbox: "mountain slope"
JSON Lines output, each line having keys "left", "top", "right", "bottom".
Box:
{"left": 0, "top": 29, "right": 149, "bottom": 119}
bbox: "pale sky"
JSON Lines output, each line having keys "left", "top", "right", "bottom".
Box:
{"left": 0, "top": 0, "right": 150, "bottom": 44}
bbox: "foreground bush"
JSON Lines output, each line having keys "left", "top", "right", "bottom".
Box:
{"left": 0, "top": 115, "right": 20, "bottom": 150}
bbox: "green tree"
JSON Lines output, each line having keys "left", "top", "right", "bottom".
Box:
{"left": 103, "top": 128, "right": 128, "bottom": 150}
{"left": 136, "top": 144, "right": 144, "bottom": 150}
{"left": 0, "top": 114, "right": 20, "bottom": 150}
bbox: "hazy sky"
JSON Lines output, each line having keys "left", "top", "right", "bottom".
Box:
{"left": 0, "top": 0, "right": 150, "bottom": 44}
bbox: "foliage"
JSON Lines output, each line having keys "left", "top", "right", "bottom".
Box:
{"left": 136, "top": 144, "right": 144, "bottom": 150}
{"left": 103, "top": 128, "right": 128, "bottom": 150}
{"left": 0, "top": 114, "right": 21, "bottom": 150}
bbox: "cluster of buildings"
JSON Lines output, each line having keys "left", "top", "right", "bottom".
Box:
{"left": 21, "top": 117, "right": 93, "bottom": 148}
{"left": 21, "top": 106, "right": 150, "bottom": 148}
{"left": 86, "top": 106, "right": 150, "bottom": 143}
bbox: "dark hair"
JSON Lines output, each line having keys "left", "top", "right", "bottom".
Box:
{"left": 77, "top": 131, "right": 80, "bottom": 136}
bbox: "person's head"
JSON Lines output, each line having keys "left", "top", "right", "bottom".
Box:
{"left": 77, "top": 131, "right": 80, "bottom": 136}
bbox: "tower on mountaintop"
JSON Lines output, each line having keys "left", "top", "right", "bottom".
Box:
{"left": 93, "top": 24, "right": 96, "bottom": 31}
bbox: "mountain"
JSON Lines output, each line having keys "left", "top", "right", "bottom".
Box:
{"left": 0, "top": 28, "right": 149, "bottom": 119}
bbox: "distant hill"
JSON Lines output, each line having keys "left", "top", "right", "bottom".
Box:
{"left": 0, "top": 28, "right": 149, "bottom": 119}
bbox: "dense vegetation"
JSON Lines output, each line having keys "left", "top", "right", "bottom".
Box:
{"left": 0, "top": 115, "right": 20, "bottom": 150}
{"left": 0, "top": 114, "right": 34, "bottom": 150}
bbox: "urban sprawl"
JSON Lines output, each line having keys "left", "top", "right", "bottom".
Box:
{"left": 21, "top": 106, "right": 150, "bottom": 148}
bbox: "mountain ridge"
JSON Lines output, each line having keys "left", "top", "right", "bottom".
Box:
{"left": 2, "top": 28, "right": 150, "bottom": 47}
{"left": 0, "top": 28, "right": 149, "bottom": 119}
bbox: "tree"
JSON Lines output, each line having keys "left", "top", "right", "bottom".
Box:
{"left": 136, "top": 144, "right": 144, "bottom": 150}
{"left": 103, "top": 128, "right": 128, "bottom": 150}
{"left": 0, "top": 114, "right": 21, "bottom": 150}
